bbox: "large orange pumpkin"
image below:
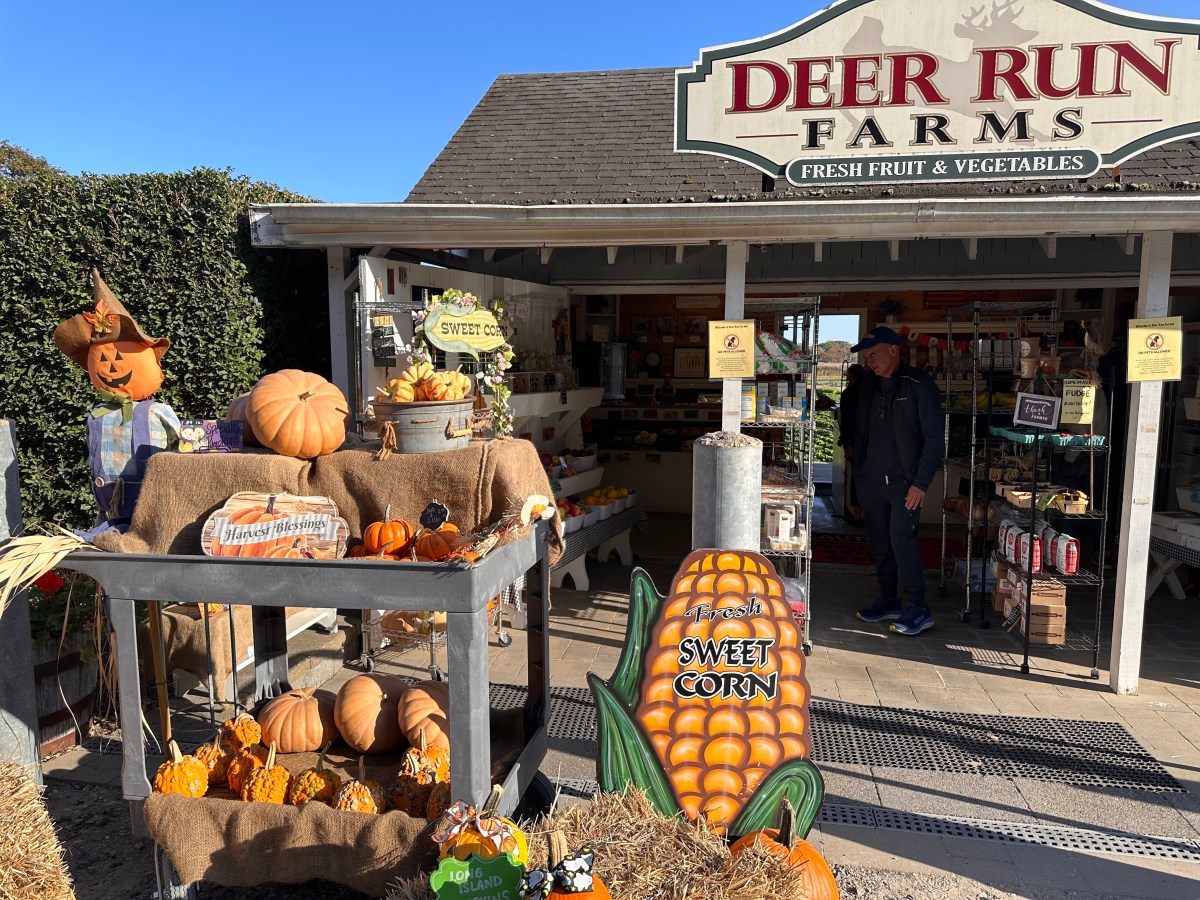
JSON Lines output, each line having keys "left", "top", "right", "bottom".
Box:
{"left": 257, "top": 687, "right": 339, "bottom": 753}
{"left": 245, "top": 369, "right": 348, "bottom": 458}
{"left": 334, "top": 673, "right": 408, "bottom": 754}
{"left": 396, "top": 679, "right": 450, "bottom": 750}
{"left": 225, "top": 390, "right": 262, "bottom": 446}
{"left": 730, "top": 799, "right": 839, "bottom": 899}
{"left": 86, "top": 339, "right": 163, "bottom": 401}
{"left": 363, "top": 506, "right": 415, "bottom": 556}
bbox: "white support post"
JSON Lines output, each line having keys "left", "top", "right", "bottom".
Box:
{"left": 539, "top": 247, "right": 553, "bottom": 265}
{"left": 484, "top": 249, "right": 497, "bottom": 263}
{"left": 1038, "top": 236, "right": 1058, "bottom": 259}
{"left": 721, "top": 241, "right": 749, "bottom": 434}
{"left": 326, "top": 247, "right": 352, "bottom": 401}
{"left": 607, "top": 246, "right": 619, "bottom": 265}
{"left": 1110, "top": 230, "right": 1173, "bottom": 694}
{"left": 812, "top": 241, "right": 824, "bottom": 263}
{"left": 675, "top": 245, "right": 685, "bottom": 265}
{"left": 887, "top": 240, "right": 901, "bottom": 263}
{"left": 963, "top": 238, "right": 979, "bottom": 261}
{"left": 1122, "top": 234, "right": 1139, "bottom": 256}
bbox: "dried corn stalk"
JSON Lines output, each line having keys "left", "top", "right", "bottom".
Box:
{"left": 0, "top": 530, "right": 90, "bottom": 622}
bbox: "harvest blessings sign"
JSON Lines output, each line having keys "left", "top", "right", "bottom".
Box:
{"left": 675, "top": 0, "right": 1200, "bottom": 185}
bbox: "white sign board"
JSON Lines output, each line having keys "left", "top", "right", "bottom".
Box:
{"left": 675, "top": 0, "right": 1200, "bottom": 186}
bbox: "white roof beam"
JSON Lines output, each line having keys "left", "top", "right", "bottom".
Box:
{"left": 812, "top": 241, "right": 824, "bottom": 263}
{"left": 888, "top": 240, "right": 901, "bottom": 262}
{"left": 1039, "top": 236, "right": 1058, "bottom": 259}
{"left": 963, "top": 238, "right": 979, "bottom": 260}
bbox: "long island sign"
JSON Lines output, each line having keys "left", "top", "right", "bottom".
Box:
{"left": 675, "top": 0, "right": 1200, "bottom": 186}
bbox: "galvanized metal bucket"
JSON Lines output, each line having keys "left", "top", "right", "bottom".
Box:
{"left": 371, "top": 398, "right": 475, "bottom": 454}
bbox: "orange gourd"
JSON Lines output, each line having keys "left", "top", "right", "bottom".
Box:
{"left": 226, "top": 744, "right": 269, "bottom": 795}
{"left": 333, "top": 756, "right": 385, "bottom": 814}
{"left": 152, "top": 740, "right": 208, "bottom": 798}
{"left": 257, "top": 687, "right": 338, "bottom": 753}
{"left": 245, "top": 369, "right": 349, "bottom": 459}
{"left": 334, "top": 673, "right": 408, "bottom": 754}
{"left": 387, "top": 733, "right": 449, "bottom": 816}
{"left": 363, "top": 505, "right": 415, "bottom": 556}
{"left": 426, "top": 781, "right": 453, "bottom": 820}
{"left": 729, "top": 799, "right": 839, "bottom": 899}
{"left": 396, "top": 679, "right": 450, "bottom": 750}
{"left": 218, "top": 713, "right": 262, "bottom": 754}
{"left": 193, "top": 733, "right": 230, "bottom": 786}
{"left": 414, "top": 526, "right": 462, "bottom": 562}
{"left": 420, "top": 374, "right": 450, "bottom": 402}
{"left": 398, "top": 362, "right": 434, "bottom": 394}
{"left": 288, "top": 742, "right": 342, "bottom": 807}
{"left": 442, "top": 370, "right": 473, "bottom": 398}
{"left": 240, "top": 742, "right": 291, "bottom": 804}
{"left": 377, "top": 377, "right": 416, "bottom": 403}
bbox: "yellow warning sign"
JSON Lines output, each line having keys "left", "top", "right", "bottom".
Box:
{"left": 1128, "top": 316, "right": 1182, "bottom": 383}
{"left": 708, "top": 320, "right": 755, "bottom": 378}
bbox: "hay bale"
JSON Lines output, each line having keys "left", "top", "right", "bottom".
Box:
{"left": 387, "top": 788, "right": 807, "bottom": 900}
{"left": 0, "top": 762, "right": 75, "bottom": 900}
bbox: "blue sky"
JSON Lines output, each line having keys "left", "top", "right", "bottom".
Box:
{"left": 5, "top": 0, "right": 1196, "bottom": 204}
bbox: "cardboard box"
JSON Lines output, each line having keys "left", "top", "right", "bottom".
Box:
{"left": 1153, "top": 511, "right": 1199, "bottom": 531}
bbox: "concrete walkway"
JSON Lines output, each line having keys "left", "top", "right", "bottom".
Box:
{"left": 43, "top": 519, "right": 1200, "bottom": 899}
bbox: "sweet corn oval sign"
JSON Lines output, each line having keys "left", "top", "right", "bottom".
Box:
{"left": 421, "top": 306, "right": 511, "bottom": 360}
{"left": 588, "top": 549, "right": 823, "bottom": 839}
{"left": 675, "top": 0, "right": 1200, "bottom": 186}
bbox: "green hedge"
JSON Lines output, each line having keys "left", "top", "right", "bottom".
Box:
{"left": 0, "top": 168, "right": 328, "bottom": 530}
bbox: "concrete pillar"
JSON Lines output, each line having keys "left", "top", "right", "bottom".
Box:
{"left": 692, "top": 432, "right": 763, "bottom": 551}
{"left": 1110, "top": 231, "right": 1173, "bottom": 695}
{"left": 721, "top": 242, "right": 749, "bottom": 434}
{"left": 0, "top": 421, "right": 42, "bottom": 781}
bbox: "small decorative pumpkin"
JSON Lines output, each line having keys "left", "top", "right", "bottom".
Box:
{"left": 86, "top": 339, "right": 164, "bottom": 401}
{"left": 363, "top": 505, "right": 415, "bottom": 556}
{"left": 729, "top": 799, "right": 840, "bottom": 899}
{"left": 377, "top": 377, "right": 415, "bottom": 403}
{"left": 152, "top": 740, "right": 208, "bottom": 798}
{"left": 398, "top": 362, "right": 434, "bottom": 398}
{"left": 288, "top": 742, "right": 342, "bottom": 807}
{"left": 193, "top": 732, "right": 231, "bottom": 786}
{"left": 225, "top": 390, "right": 262, "bottom": 445}
{"left": 240, "top": 742, "right": 291, "bottom": 804}
{"left": 413, "top": 527, "right": 462, "bottom": 563}
{"left": 397, "top": 679, "right": 450, "bottom": 750}
{"left": 333, "top": 756, "right": 385, "bottom": 814}
{"left": 386, "top": 733, "right": 449, "bottom": 816}
{"left": 441, "top": 370, "right": 473, "bottom": 398}
{"left": 226, "top": 744, "right": 269, "bottom": 795}
{"left": 433, "top": 785, "right": 529, "bottom": 865}
{"left": 420, "top": 374, "right": 450, "bottom": 402}
{"left": 523, "top": 831, "right": 611, "bottom": 899}
{"left": 218, "top": 712, "right": 262, "bottom": 754}
{"left": 258, "top": 686, "right": 339, "bottom": 753}
{"left": 334, "top": 673, "right": 408, "bottom": 754}
{"left": 426, "top": 780, "right": 453, "bottom": 820}
{"left": 245, "top": 369, "right": 349, "bottom": 459}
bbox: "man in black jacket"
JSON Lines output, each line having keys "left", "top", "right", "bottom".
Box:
{"left": 848, "top": 327, "right": 945, "bottom": 635}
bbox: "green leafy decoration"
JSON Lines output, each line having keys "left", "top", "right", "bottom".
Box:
{"left": 587, "top": 673, "right": 678, "bottom": 818}
{"left": 728, "top": 758, "right": 826, "bottom": 840}
{"left": 608, "top": 567, "right": 664, "bottom": 706}
{"left": 429, "top": 853, "right": 524, "bottom": 900}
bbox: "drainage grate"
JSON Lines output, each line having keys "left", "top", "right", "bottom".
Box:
{"left": 489, "top": 684, "right": 597, "bottom": 742}
{"left": 818, "top": 803, "right": 1200, "bottom": 862}
{"left": 809, "top": 699, "right": 1183, "bottom": 792}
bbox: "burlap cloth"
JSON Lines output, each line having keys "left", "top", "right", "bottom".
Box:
{"left": 145, "top": 711, "right": 524, "bottom": 894}
{"left": 92, "top": 438, "right": 562, "bottom": 561}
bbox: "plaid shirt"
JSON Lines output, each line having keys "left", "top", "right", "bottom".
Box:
{"left": 89, "top": 401, "right": 180, "bottom": 486}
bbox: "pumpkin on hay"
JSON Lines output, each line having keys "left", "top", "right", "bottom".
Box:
{"left": 387, "top": 733, "right": 449, "bottom": 816}
{"left": 258, "top": 686, "right": 338, "bottom": 753}
{"left": 730, "top": 799, "right": 839, "bottom": 899}
{"left": 245, "top": 369, "right": 349, "bottom": 459}
{"left": 152, "top": 740, "right": 208, "bottom": 798}
{"left": 193, "top": 732, "right": 231, "bottom": 786}
{"left": 396, "top": 679, "right": 450, "bottom": 751}
{"left": 226, "top": 744, "right": 269, "bottom": 796}
{"left": 333, "top": 757, "right": 385, "bottom": 814}
{"left": 334, "top": 673, "right": 408, "bottom": 754}
{"left": 433, "top": 785, "right": 529, "bottom": 865}
{"left": 218, "top": 712, "right": 262, "bottom": 754}
{"left": 225, "top": 390, "right": 262, "bottom": 445}
{"left": 288, "top": 742, "right": 342, "bottom": 807}
{"left": 240, "top": 742, "right": 291, "bottom": 804}
{"left": 363, "top": 505, "right": 415, "bottom": 556}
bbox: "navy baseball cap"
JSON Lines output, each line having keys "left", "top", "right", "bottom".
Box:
{"left": 851, "top": 326, "right": 903, "bottom": 353}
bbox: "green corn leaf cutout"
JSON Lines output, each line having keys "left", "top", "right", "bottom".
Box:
{"left": 728, "top": 759, "right": 826, "bottom": 839}
{"left": 588, "top": 673, "right": 679, "bottom": 818}
{"left": 608, "top": 567, "right": 664, "bottom": 707}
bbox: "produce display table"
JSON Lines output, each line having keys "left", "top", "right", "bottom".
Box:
{"left": 552, "top": 505, "right": 648, "bottom": 590}
{"left": 60, "top": 522, "right": 552, "bottom": 833}
{"left": 1148, "top": 535, "right": 1196, "bottom": 601}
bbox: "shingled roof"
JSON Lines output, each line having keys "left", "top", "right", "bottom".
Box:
{"left": 406, "top": 67, "right": 1200, "bottom": 206}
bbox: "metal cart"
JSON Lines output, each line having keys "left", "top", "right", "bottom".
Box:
{"left": 60, "top": 521, "right": 553, "bottom": 899}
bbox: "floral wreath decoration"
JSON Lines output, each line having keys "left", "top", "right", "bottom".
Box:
{"left": 406, "top": 288, "right": 515, "bottom": 437}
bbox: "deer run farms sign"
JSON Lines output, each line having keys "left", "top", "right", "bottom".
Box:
{"left": 675, "top": 0, "right": 1200, "bottom": 186}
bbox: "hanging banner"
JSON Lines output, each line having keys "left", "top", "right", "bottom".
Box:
{"left": 675, "top": 0, "right": 1200, "bottom": 186}
{"left": 1128, "top": 316, "right": 1182, "bottom": 382}
{"left": 709, "top": 320, "right": 756, "bottom": 378}
{"left": 1060, "top": 378, "right": 1096, "bottom": 425}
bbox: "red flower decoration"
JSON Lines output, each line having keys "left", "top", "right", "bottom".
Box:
{"left": 34, "top": 571, "right": 65, "bottom": 594}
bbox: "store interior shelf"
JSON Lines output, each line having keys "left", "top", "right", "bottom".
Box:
{"left": 509, "top": 387, "right": 604, "bottom": 420}
{"left": 552, "top": 468, "right": 603, "bottom": 500}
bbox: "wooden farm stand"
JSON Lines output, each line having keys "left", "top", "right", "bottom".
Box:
{"left": 59, "top": 521, "right": 553, "bottom": 896}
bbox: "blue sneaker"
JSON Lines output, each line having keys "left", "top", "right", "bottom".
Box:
{"left": 890, "top": 604, "right": 935, "bottom": 635}
{"left": 857, "top": 597, "right": 902, "bottom": 622}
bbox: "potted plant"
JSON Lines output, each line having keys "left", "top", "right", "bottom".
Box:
{"left": 879, "top": 297, "right": 905, "bottom": 324}
{"left": 27, "top": 571, "right": 101, "bottom": 758}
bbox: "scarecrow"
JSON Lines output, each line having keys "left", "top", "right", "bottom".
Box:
{"left": 54, "top": 268, "right": 179, "bottom": 533}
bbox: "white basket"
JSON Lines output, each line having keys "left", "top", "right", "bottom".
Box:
{"left": 583, "top": 509, "right": 600, "bottom": 528}
{"left": 596, "top": 503, "right": 614, "bottom": 520}
{"left": 574, "top": 453, "right": 597, "bottom": 473}
{"left": 563, "top": 514, "right": 584, "bottom": 534}
{"left": 611, "top": 496, "right": 627, "bottom": 513}
{"left": 626, "top": 492, "right": 638, "bottom": 509}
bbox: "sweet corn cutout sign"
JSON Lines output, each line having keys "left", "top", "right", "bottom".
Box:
{"left": 588, "top": 549, "right": 824, "bottom": 839}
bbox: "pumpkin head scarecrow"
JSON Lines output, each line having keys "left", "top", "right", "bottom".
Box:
{"left": 54, "top": 269, "right": 179, "bottom": 530}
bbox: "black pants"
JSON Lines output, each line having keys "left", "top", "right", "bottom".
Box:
{"left": 857, "top": 471, "right": 926, "bottom": 606}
